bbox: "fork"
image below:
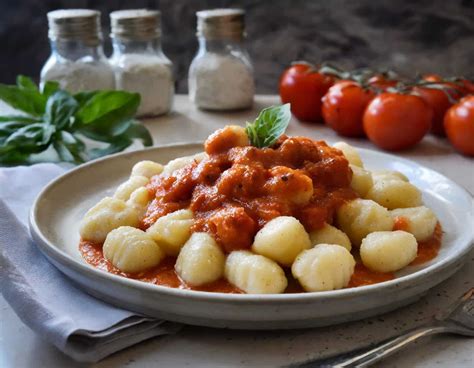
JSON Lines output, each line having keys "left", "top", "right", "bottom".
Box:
{"left": 293, "top": 288, "right": 474, "bottom": 368}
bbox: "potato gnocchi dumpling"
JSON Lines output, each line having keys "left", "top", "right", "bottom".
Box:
{"left": 390, "top": 206, "right": 437, "bottom": 242}
{"left": 131, "top": 160, "right": 164, "bottom": 178}
{"left": 337, "top": 198, "right": 394, "bottom": 246}
{"left": 333, "top": 142, "right": 363, "bottom": 167}
{"left": 366, "top": 179, "right": 422, "bottom": 210}
{"left": 146, "top": 209, "right": 194, "bottom": 256}
{"left": 371, "top": 170, "right": 409, "bottom": 182}
{"left": 225, "top": 251, "right": 288, "bottom": 294}
{"left": 360, "top": 231, "right": 418, "bottom": 273}
{"left": 292, "top": 244, "right": 356, "bottom": 292}
{"left": 79, "top": 197, "right": 139, "bottom": 243}
{"left": 252, "top": 216, "right": 311, "bottom": 266}
{"left": 175, "top": 232, "right": 225, "bottom": 286}
{"left": 114, "top": 176, "right": 149, "bottom": 201}
{"left": 161, "top": 152, "right": 208, "bottom": 176}
{"left": 350, "top": 164, "right": 373, "bottom": 197}
{"left": 126, "top": 187, "right": 151, "bottom": 218}
{"left": 103, "top": 226, "right": 164, "bottom": 273}
{"left": 309, "top": 223, "right": 351, "bottom": 251}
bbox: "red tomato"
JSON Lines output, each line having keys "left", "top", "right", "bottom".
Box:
{"left": 363, "top": 93, "right": 432, "bottom": 151}
{"left": 414, "top": 86, "right": 453, "bottom": 136}
{"left": 279, "top": 64, "right": 334, "bottom": 122}
{"left": 444, "top": 96, "right": 474, "bottom": 156}
{"left": 321, "top": 80, "right": 375, "bottom": 137}
{"left": 368, "top": 75, "right": 398, "bottom": 91}
{"left": 458, "top": 79, "right": 474, "bottom": 95}
{"left": 423, "top": 74, "right": 464, "bottom": 99}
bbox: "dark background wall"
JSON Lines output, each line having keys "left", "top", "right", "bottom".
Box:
{"left": 1, "top": 0, "right": 473, "bottom": 93}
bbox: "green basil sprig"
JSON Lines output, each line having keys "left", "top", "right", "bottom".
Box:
{"left": 245, "top": 104, "right": 291, "bottom": 148}
{"left": 0, "top": 76, "right": 152, "bottom": 165}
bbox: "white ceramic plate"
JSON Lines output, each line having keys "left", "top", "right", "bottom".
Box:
{"left": 29, "top": 143, "right": 474, "bottom": 329}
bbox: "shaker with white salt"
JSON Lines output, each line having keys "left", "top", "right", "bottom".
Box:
{"left": 188, "top": 9, "right": 255, "bottom": 111}
{"left": 41, "top": 9, "right": 115, "bottom": 93}
{"left": 109, "top": 9, "right": 174, "bottom": 118}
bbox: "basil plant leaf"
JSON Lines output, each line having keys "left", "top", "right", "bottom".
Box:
{"left": 17, "top": 75, "right": 39, "bottom": 92}
{"left": 245, "top": 104, "right": 291, "bottom": 148}
{"left": 42, "top": 81, "right": 60, "bottom": 99}
{"left": 76, "top": 91, "right": 140, "bottom": 136}
{"left": 45, "top": 90, "right": 79, "bottom": 129}
{"left": 0, "top": 83, "right": 46, "bottom": 116}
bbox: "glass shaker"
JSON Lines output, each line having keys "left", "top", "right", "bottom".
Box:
{"left": 40, "top": 9, "right": 115, "bottom": 93}
{"left": 188, "top": 9, "right": 255, "bottom": 111}
{"left": 109, "top": 9, "right": 174, "bottom": 117}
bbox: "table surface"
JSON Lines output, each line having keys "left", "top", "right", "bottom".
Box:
{"left": 1, "top": 95, "right": 473, "bottom": 368}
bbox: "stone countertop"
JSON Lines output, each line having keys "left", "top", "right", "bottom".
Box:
{"left": 1, "top": 95, "right": 473, "bottom": 367}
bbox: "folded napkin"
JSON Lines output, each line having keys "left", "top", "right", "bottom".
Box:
{"left": 0, "top": 164, "right": 180, "bottom": 362}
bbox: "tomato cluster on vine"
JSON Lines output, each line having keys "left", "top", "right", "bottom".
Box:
{"left": 279, "top": 62, "right": 474, "bottom": 156}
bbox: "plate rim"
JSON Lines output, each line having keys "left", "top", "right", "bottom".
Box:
{"left": 29, "top": 143, "right": 474, "bottom": 303}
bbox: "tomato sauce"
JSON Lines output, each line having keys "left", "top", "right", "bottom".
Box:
{"left": 79, "top": 240, "right": 242, "bottom": 293}
{"left": 348, "top": 264, "right": 395, "bottom": 287}
{"left": 393, "top": 216, "right": 410, "bottom": 231}
{"left": 143, "top": 132, "right": 356, "bottom": 252}
{"left": 411, "top": 222, "right": 442, "bottom": 265}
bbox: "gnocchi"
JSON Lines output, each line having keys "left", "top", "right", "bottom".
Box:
{"left": 103, "top": 226, "right": 164, "bottom": 273}
{"left": 146, "top": 209, "right": 194, "bottom": 256}
{"left": 114, "top": 176, "right": 149, "bottom": 201}
{"left": 372, "top": 170, "right": 409, "bottom": 182}
{"left": 350, "top": 164, "right": 373, "bottom": 197}
{"left": 309, "top": 223, "right": 351, "bottom": 251}
{"left": 252, "top": 216, "right": 311, "bottom": 266}
{"left": 337, "top": 198, "right": 394, "bottom": 246}
{"left": 360, "top": 231, "right": 418, "bottom": 272}
{"left": 161, "top": 152, "right": 208, "bottom": 176}
{"left": 126, "top": 187, "right": 151, "bottom": 218}
{"left": 333, "top": 142, "right": 363, "bottom": 167}
{"left": 131, "top": 160, "right": 164, "bottom": 178}
{"left": 366, "top": 179, "right": 422, "bottom": 210}
{"left": 225, "top": 251, "right": 288, "bottom": 294}
{"left": 79, "top": 197, "right": 139, "bottom": 243}
{"left": 390, "top": 206, "right": 437, "bottom": 242}
{"left": 175, "top": 232, "right": 225, "bottom": 286}
{"left": 292, "top": 244, "right": 355, "bottom": 292}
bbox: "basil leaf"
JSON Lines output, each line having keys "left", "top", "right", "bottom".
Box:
{"left": 53, "top": 132, "right": 87, "bottom": 164}
{"left": 42, "top": 81, "right": 60, "bottom": 99}
{"left": 0, "top": 151, "right": 29, "bottom": 165}
{"left": 88, "top": 136, "right": 133, "bottom": 160}
{"left": 76, "top": 91, "right": 140, "bottom": 136}
{"left": 45, "top": 90, "right": 78, "bottom": 129}
{"left": 17, "top": 75, "right": 39, "bottom": 92}
{"left": 0, "top": 84, "right": 46, "bottom": 116}
{"left": 245, "top": 104, "right": 291, "bottom": 148}
{"left": 0, "top": 115, "right": 40, "bottom": 123}
{"left": 4, "top": 123, "right": 55, "bottom": 153}
{"left": 123, "top": 121, "right": 153, "bottom": 147}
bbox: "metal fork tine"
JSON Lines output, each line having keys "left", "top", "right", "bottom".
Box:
{"left": 436, "top": 288, "right": 474, "bottom": 330}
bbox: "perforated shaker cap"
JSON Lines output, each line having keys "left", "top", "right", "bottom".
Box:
{"left": 47, "top": 9, "right": 102, "bottom": 46}
{"left": 196, "top": 8, "right": 245, "bottom": 40}
{"left": 110, "top": 9, "right": 161, "bottom": 41}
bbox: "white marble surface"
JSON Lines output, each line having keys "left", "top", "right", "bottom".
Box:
{"left": 1, "top": 95, "right": 473, "bottom": 367}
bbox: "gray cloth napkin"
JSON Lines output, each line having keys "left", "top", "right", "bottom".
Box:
{"left": 0, "top": 163, "right": 181, "bottom": 363}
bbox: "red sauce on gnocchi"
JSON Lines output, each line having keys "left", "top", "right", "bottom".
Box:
{"left": 143, "top": 131, "right": 356, "bottom": 251}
